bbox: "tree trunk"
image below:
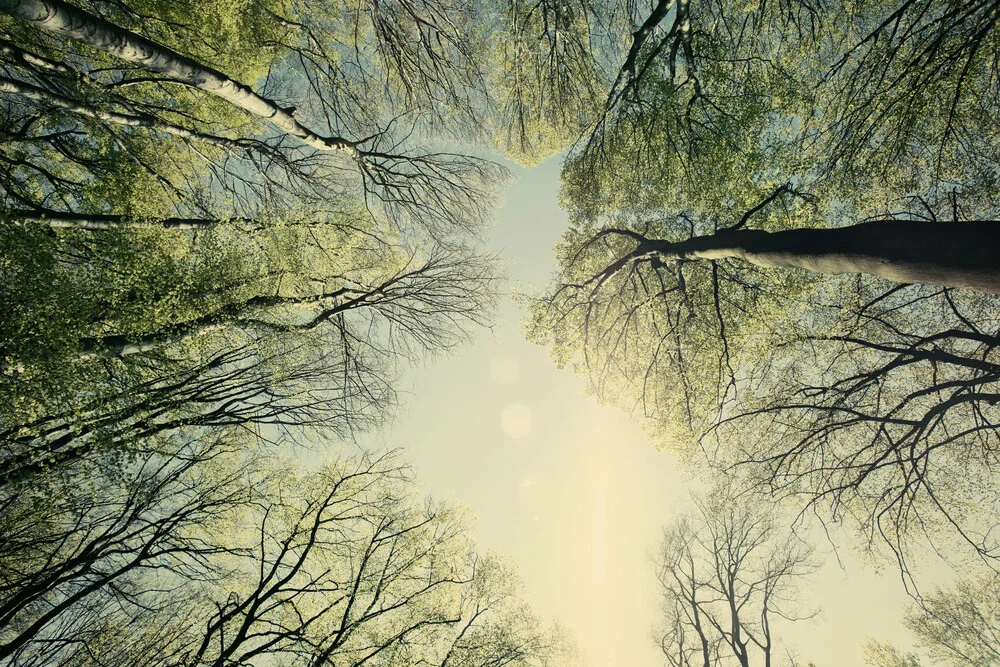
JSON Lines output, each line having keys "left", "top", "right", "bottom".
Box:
{"left": 0, "top": 75, "right": 260, "bottom": 152}
{"left": 0, "top": 0, "right": 360, "bottom": 155}
{"left": 76, "top": 288, "right": 362, "bottom": 359}
{"left": 9, "top": 208, "right": 239, "bottom": 230}
{"left": 643, "top": 220, "right": 1000, "bottom": 294}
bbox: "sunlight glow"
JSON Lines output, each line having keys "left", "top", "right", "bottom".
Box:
{"left": 501, "top": 402, "right": 533, "bottom": 438}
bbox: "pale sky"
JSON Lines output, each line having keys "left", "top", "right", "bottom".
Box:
{"left": 358, "top": 158, "right": 925, "bottom": 666}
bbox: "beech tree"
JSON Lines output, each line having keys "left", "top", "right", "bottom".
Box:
{"left": 0, "top": 0, "right": 516, "bottom": 487}
{"left": 0, "top": 446, "right": 568, "bottom": 666}
{"left": 0, "top": 213, "right": 495, "bottom": 485}
{"left": 532, "top": 0, "right": 1000, "bottom": 578}
{"left": 0, "top": 0, "right": 622, "bottom": 252}
{"left": 489, "top": 0, "right": 606, "bottom": 164}
{"left": 532, "top": 194, "right": 1000, "bottom": 577}
{"left": 0, "top": 2, "right": 572, "bottom": 665}
{"left": 570, "top": 0, "right": 1000, "bottom": 212}
{"left": 866, "top": 575, "right": 1000, "bottom": 667}
{"left": 0, "top": 433, "right": 250, "bottom": 664}
{"left": 2, "top": 0, "right": 500, "bottom": 224}
{"left": 654, "top": 492, "right": 815, "bottom": 667}
{"left": 560, "top": 220, "right": 1000, "bottom": 296}
{"left": 718, "top": 280, "right": 1000, "bottom": 583}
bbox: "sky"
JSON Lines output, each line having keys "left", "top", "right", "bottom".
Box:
{"left": 359, "top": 157, "right": 923, "bottom": 666}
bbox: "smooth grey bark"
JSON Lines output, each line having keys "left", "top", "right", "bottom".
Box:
{"left": 0, "top": 76, "right": 259, "bottom": 152}
{"left": 0, "top": 35, "right": 75, "bottom": 73}
{"left": 0, "top": 0, "right": 361, "bottom": 155}
{"left": 9, "top": 209, "right": 238, "bottom": 230}
{"left": 614, "top": 220, "right": 1000, "bottom": 294}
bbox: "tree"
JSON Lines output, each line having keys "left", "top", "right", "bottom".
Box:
{"left": 0, "top": 446, "right": 569, "bottom": 666}
{"left": 531, "top": 196, "right": 1000, "bottom": 578}
{"left": 906, "top": 577, "right": 1000, "bottom": 666}
{"left": 864, "top": 642, "right": 925, "bottom": 667}
{"left": 532, "top": 0, "right": 1000, "bottom": 578}
{"left": 0, "top": 432, "right": 255, "bottom": 663}
{"left": 866, "top": 575, "right": 1000, "bottom": 667}
{"left": 0, "top": 0, "right": 513, "bottom": 486}
{"left": 570, "top": 0, "right": 1000, "bottom": 214}
{"left": 555, "top": 220, "right": 1000, "bottom": 295}
{"left": 0, "top": 213, "right": 496, "bottom": 485}
{"left": 0, "top": 2, "right": 575, "bottom": 665}
{"left": 654, "top": 491, "right": 816, "bottom": 667}
{"left": 487, "top": 0, "right": 606, "bottom": 164}
{"left": 0, "top": 0, "right": 511, "bottom": 241}
{"left": 716, "top": 279, "right": 1000, "bottom": 581}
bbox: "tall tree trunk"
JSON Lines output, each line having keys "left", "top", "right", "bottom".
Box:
{"left": 76, "top": 287, "right": 364, "bottom": 359}
{"left": 8, "top": 208, "right": 236, "bottom": 230}
{"left": 0, "top": 75, "right": 263, "bottom": 152}
{"left": 635, "top": 220, "right": 1000, "bottom": 294}
{"left": 0, "top": 0, "right": 361, "bottom": 155}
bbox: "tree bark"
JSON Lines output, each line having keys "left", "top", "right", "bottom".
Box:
{"left": 76, "top": 288, "right": 365, "bottom": 359}
{"left": 0, "top": 75, "right": 264, "bottom": 152}
{"left": 0, "top": 0, "right": 361, "bottom": 155}
{"left": 639, "top": 220, "right": 1000, "bottom": 294}
{"left": 8, "top": 208, "right": 235, "bottom": 230}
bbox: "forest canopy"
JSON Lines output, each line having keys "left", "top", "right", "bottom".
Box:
{"left": 3, "top": 0, "right": 1000, "bottom": 663}
{"left": 528, "top": 0, "right": 1000, "bottom": 586}
{"left": 0, "top": 0, "right": 579, "bottom": 663}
